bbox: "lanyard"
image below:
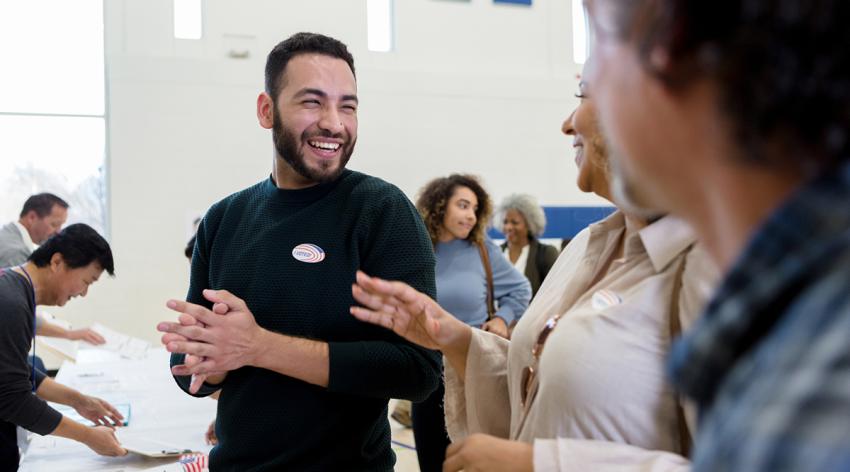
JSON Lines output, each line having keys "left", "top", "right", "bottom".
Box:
{"left": 18, "top": 265, "right": 38, "bottom": 392}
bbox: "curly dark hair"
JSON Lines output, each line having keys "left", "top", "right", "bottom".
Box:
{"left": 416, "top": 174, "right": 493, "bottom": 245}
{"left": 609, "top": 0, "right": 850, "bottom": 171}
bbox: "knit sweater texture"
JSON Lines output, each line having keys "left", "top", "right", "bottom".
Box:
{"left": 170, "top": 170, "right": 440, "bottom": 471}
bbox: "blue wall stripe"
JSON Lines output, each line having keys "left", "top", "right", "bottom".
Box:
{"left": 488, "top": 206, "right": 616, "bottom": 240}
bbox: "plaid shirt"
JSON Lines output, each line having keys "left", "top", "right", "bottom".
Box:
{"left": 669, "top": 161, "right": 850, "bottom": 471}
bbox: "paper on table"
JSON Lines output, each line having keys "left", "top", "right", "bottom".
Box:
{"left": 91, "top": 323, "right": 150, "bottom": 359}
{"left": 20, "top": 349, "right": 215, "bottom": 472}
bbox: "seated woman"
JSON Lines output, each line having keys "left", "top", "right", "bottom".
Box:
{"left": 0, "top": 224, "right": 126, "bottom": 469}
{"left": 350, "top": 77, "right": 718, "bottom": 471}
{"left": 494, "top": 193, "right": 560, "bottom": 299}
{"left": 410, "top": 174, "right": 531, "bottom": 472}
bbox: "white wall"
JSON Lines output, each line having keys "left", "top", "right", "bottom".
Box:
{"left": 44, "top": 0, "right": 606, "bottom": 354}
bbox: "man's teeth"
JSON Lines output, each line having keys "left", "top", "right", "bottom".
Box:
{"left": 309, "top": 141, "right": 340, "bottom": 151}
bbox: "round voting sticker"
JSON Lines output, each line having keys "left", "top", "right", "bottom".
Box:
{"left": 292, "top": 243, "right": 326, "bottom": 263}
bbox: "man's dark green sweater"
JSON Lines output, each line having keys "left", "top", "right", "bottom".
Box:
{"left": 170, "top": 170, "right": 440, "bottom": 471}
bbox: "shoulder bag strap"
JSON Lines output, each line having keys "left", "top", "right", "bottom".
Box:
{"left": 477, "top": 241, "right": 496, "bottom": 320}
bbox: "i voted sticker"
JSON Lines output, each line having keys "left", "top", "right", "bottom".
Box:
{"left": 292, "top": 243, "right": 326, "bottom": 263}
{"left": 591, "top": 289, "right": 623, "bottom": 311}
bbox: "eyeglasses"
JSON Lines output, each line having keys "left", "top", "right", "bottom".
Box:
{"left": 520, "top": 312, "right": 563, "bottom": 408}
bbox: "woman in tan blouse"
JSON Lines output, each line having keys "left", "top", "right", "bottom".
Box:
{"left": 350, "top": 78, "right": 718, "bottom": 471}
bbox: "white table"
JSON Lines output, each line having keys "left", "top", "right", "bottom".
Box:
{"left": 20, "top": 348, "right": 216, "bottom": 471}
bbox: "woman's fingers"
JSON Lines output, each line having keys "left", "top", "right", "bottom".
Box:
{"left": 351, "top": 284, "right": 389, "bottom": 311}
{"left": 353, "top": 277, "right": 427, "bottom": 319}
{"left": 355, "top": 271, "right": 423, "bottom": 304}
{"left": 350, "top": 306, "right": 396, "bottom": 330}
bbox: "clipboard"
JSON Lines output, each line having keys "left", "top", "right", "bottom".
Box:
{"left": 124, "top": 446, "right": 196, "bottom": 458}
{"left": 120, "top": 436, "right": 197, "bottom": 458}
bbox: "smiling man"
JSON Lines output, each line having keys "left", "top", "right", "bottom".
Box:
{"left": 158, "top": 33, "right": 440, "bottom": 471}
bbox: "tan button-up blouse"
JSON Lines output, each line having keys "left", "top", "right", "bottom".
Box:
{"left": 444, "top": 211, "right": 719, "bottom": 470}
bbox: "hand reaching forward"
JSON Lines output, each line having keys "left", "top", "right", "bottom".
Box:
{"left": 350, "top": 271, "right": 470, "bottom": 352}
{"left": 67, "top": 327, "right": 106, "bottom": 345}
{"left": 85, "top": 425, "right": 127, "bottom": 456}
{"left": 73, "top": 395, "right": 124, "bottom": 426}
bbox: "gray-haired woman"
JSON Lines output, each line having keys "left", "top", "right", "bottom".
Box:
{"left": 494, "top": 194, "right": 560, "bottom": 298}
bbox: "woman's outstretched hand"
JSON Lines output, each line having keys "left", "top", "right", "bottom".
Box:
{"left": 350, "top": 270, "right": 475, "bottom": 353}
{"left": 350, "top": 271, "right": 448, "bottom": 348}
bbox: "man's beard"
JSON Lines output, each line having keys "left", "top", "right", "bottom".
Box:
{"left": 272, "top": 109, "right": 355, "bottom": 184}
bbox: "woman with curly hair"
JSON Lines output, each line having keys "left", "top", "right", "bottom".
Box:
{"left": 494, "top": 194, "right": 560, "bottom": 299}
{"left": 410, "top": 174, "right": 531, "bottom": 472}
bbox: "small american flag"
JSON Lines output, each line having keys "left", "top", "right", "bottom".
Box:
{"left": 178, "top": 453, "right": 208, "bottom": 472}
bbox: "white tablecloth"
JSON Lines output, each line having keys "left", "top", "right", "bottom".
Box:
{"left": 20, "top": 348, "right": 216, "bottom": 471}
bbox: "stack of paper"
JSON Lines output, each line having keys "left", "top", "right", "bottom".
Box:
{"left": 91, "top": 323, "right": 151, "bottom": 360}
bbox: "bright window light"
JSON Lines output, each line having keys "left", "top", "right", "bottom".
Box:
{"left": 367, "top": 0, "right": 393, "bottom": 52}
{"left": 174, "top": 0, "right": 202, "bottom": 40}
{"left": 572, "top": 0, "right": 589, "bottom": 64}
{"left": 0, "top": 0, "right": 104, "bottom": 115}
{"left": 0, "top": 0, "right": 107, "bottom": 234}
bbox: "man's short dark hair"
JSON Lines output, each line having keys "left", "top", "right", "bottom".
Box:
{"left": 29, "top": 223, "right": 115, "bottom": 275}
{"left": 264, "top": 32, "right": 355, "bottom": 101}
{"left": 611, "top": 0, "right": 850, "bottom": 171}
{"left": 20, "top": 193, "right": 69, "bottom": 218}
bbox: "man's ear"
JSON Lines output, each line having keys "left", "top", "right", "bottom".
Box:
{"left": 21, "top": 210, "right": 37, "bottom": 225}
{"left": 257, "top": 92, "right": 275, "bottom": 130}
{"left": 50, "top": 252, "right": 65, "bottom": 272}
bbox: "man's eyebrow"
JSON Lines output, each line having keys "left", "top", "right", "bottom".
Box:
{"left": 293, "top": 88, "right": 359, "bottom": 104}
{"left": 293, "top": 88, "right": 327, "bottom": 99}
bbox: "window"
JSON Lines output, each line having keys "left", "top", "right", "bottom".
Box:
{"left": 367, "top": 0, "right": 394, "bottom": 52}
{"left": 0, "top": 0, "right": 107, "bottom": 235}
{"left": 174, "top": 0, "right": 203, "bottom": 40}
{"left": 572, "top": 0, "right": 590, "bottom": 64}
